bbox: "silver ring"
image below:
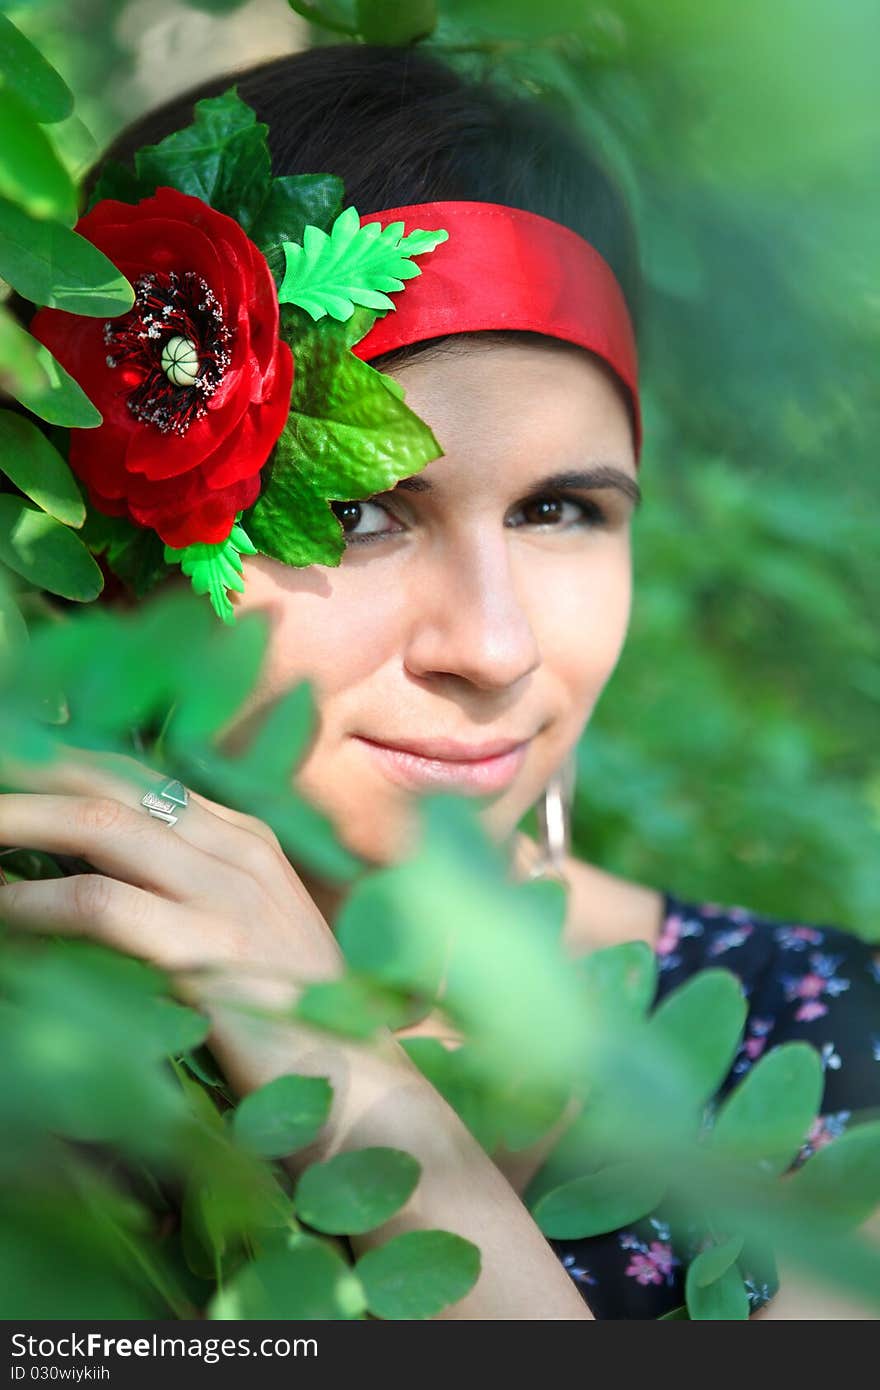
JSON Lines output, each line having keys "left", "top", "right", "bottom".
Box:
{"left": 140, "top": 777, "right": 189, "bottom": 827}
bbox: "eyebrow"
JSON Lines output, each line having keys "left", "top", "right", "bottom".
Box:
{"left": 393, "top": 464, "right": 642, "bottom": 509}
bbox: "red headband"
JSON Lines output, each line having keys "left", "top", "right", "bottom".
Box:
{"left": 353, "top": 200, "right": 642, "bottom": 461}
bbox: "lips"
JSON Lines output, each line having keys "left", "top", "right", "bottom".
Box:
{"left": 353, "top": 733, "right": 531, "bottom": 795}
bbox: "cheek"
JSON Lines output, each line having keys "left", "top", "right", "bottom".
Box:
{"left": 236, "top": 560, "right": 407, "bottom": 704}
{"left": 531, "top": 541, "right": 633, "bottom": 723}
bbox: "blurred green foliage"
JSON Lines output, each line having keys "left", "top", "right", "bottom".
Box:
{"left": 1, "top": 581, "right": 879, "bottom": 1318}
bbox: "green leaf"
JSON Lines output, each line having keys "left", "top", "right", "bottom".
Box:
{"left": 577, "top": 940, "right": 658, "bottom": 1027}
{"left": 133, "top": 88, "right": 271, "bottom": 234}
{"left": 294, "top": 1147, "right": 420, "bottom": 1235}
{"left": 788, "top": 1120, "right": 880, "bottom": 1228}
{"left": 295, "top": 974, "right": 414, "bottom": 1040}
{"left": 0, "top": 88, "right": 77, "bottom": 224}
{"left": 400, "top": 1039, "right": 506, "bottom": 1153}
{"left": 229, "top": 678, "right": 316, "bottom": 784}
{"left": 250, "top": 173, "right": 344, "bottom": 286}
{"left": 0, "top": 15, "right": 74, "bottom": 125}
{"left": 232, "top": 1074, "right": 333, "bottom": 1158}
{"left": 286, "top": 1, "right": 359, "bottom": 36}
{"left": 164, "top": 516, "right": 259, "bottom": 625}
{"left": 0, "top": 309, "right": 49, "bottom": 398}
{"left": 14, "top": 341, "right": 102, "bottom": 428}
{"left": 152, "top": 998, "right": 211, "bottom": 1056}
{"left": 356, "top": 0, "right": 437, "bottom": 44}
{"left": 79, "top": 508, "right": 170, "bottom": 599}
{"left": 532, "top": 1162, "right": 667, "bottom": 1239}
{"left": 279, "top": 204, "right": 448, "bottom": 322}
{"left": 0, "top": 197, "right": 133, "bottom": 315}
{"left": 0, "top": 495, "right": 103, "bottom": 599}
{"left": 647, "top": 969, "right": 747, "bottom": 1107}
{"left": 686, "top": 1258, "right": 750, "bottom": 1320}
{"left": 209, "top": 1235, "right": 366, "bottom": 1319}
{"left": 356, "top": 1229, "right": 480, "bottom": 1319}
{"left": 689, "top": 1234, "right": 745, "bottom": 1288}
{"left": 244, "top": 316, "right": 442, "bottom": 569}
{"left": 0, "top": 411, "right": 85, "bottom": 525}
{"left": 88, "top": 159, "right": 154, "bottom": 210}
{"left": 710, "top": 1043, "right": 823, "bottom": 1175}
{"left": 0, "top": 572, "right": 28, "bottom": 660}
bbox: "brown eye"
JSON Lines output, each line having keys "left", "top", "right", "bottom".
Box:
{"left": 522, "top": 497, "right": 566, "bottom": 525}
{"left": 332, "top": 502, "right": 362, "bottom": 532}
{"left": 510, "top": 495, "right": 607, "bottom": 530}
{"left": 330, "top": 499, "right": 403, "bottom": 544}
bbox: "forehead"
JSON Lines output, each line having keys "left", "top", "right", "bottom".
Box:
{"left": 383, "top": 337, "right": 638, "bottom": 485}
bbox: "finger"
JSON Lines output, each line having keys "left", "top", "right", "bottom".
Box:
{"left": 0, "top": 872, "right": 227, "bottom": 972}
{"left": 0, "top": 744, "right": 289, "bottom": 880}
{"left": 0, "top": 792, "right": 250, "bottom": 907}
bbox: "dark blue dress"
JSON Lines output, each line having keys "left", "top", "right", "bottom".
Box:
{"left": 549, "top": 890, "right": 880, "bottom": 1318}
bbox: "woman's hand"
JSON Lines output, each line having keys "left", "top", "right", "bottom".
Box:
{"left": 0, "top": 742, "right": 344, "bottom": 1013}
{"left": 0, "top": 742, "right": 595, "bottom": 1319}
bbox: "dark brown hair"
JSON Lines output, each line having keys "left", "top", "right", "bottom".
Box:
{"left": 94, "top": 41, "right": 643, "bottom": 376}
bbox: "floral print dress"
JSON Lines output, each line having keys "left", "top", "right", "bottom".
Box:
{"left": 549, "top": 891, "right": 880, "bottom": 1318}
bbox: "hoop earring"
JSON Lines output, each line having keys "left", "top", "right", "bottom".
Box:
{"left": 525, "top": 750, "right": 577, "bottom": 886}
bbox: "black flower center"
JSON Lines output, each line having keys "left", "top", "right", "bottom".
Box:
{"left": 103, "top": 270, "right": 234, "bottom": 436}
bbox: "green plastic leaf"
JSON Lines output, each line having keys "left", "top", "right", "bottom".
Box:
{"left": 0, "top": 197, "right": 133, "bottom": 315}
{"left": 209, "top": 1235, "right": 366, "bottom": 1319}
{"left": 356, "top": 1229, "right": 480, "bottom": 1320}
{"left": 0, "top": 411, "right": 85, "bottom": 525}
{"left": 88, "top": 159, "right": 154, "bottom": 210}
{"left": 710, "top": 1043, "right": 823, "bottom": 1174}
{"left": 14, "top": 341, "right": 102, "bottom": 428}
{"left": 0, "top": 495, "right": 103, "bottom": 599}
{"left": 245, "top": 315, "right": 442, "bottom": 569}
{"left": 789, "top": 1120, "right": 880, "bottom": 1228}
{"left": 0, "top": 14, "right": 74, "bottom": 124}
{"left": 164, "top": 516, "right": 258, "bottom": 625}
{"left": 0, "top": 88, "right": 77, "bottom": 224}
{"left": 294, "top": 1147, "right": 420, "bottom": 1235}
{"left": 133, "top": 88, "right": 271, "bottom": 233}
{"left": 279, "top": 205, "right": 448, "bottom": 322}
{"left": 686, "top": 1258, "right": 750, "bottom": 1320}
{"left": 532, "top": 1162, "right": 667, "bottom": 1239}
{"left": 647, "top": 969, "right": 747, "bottom": 1107}
{"left": 250, "top": 173, "right": 344, "bottom": 285}
{"left": 232, "top": 1074, "right": 333, "bottom": 1158}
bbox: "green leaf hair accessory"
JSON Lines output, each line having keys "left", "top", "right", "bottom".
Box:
{"left": 163, "top": 516, "right": 258, "bottom": 626}
{"left": 278, "top": 204, "right": 449, "bottom": 321}
{"left": 14, "top": 82, "right": 450, "bottom": 625}
{"left": 243, "top": 311, "right": 444, "bottom": 570}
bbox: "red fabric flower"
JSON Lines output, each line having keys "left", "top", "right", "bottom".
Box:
{"left": 30, "top": 186, "right": 293, "bottom": 548}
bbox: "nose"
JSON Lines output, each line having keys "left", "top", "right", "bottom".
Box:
{"left": 403, "top": 529, "right": 541, "bottom": 692}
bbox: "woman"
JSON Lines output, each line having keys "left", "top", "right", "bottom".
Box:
{"left": 2, "top": 44, "right": 878, "bottom": 1320}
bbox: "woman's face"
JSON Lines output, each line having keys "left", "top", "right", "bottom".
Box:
{"left": 220, "top": 337, "right": 639, "bottom": 867}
